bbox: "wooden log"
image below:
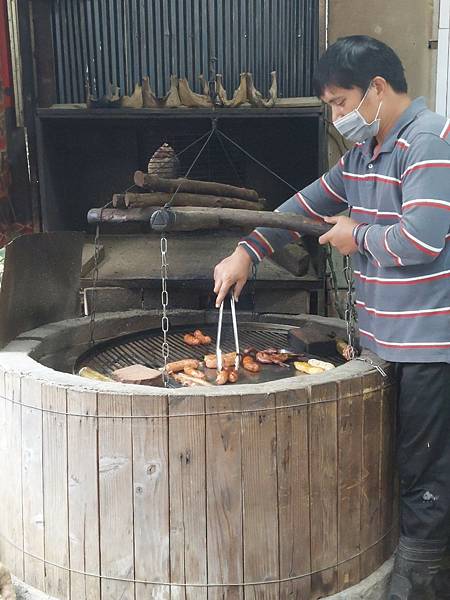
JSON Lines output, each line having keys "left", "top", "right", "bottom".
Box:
{"left": 112, "top": 193, "right": 126, "bottom": 208}
{"left": 271, "top": 241, "right": 310, "bottom": 276}
{"left": 134, "top": 171, "right": 260, "bottom": 202}
{"left": 121, "top": 191, "right": 266, "bottom": 211}
{"left": 87, "top": 205, "right": 332, "bottom": 237}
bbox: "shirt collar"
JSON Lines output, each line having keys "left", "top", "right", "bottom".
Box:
{"left": 358, "top": 97, "right": 428, "bottom": 157}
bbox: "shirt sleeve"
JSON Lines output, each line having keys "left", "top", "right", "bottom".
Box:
{"left": 353, "top": 134, "right": 450, "bottom": 267}
{"left": 238, "top": 156, "right": 348, "bottom": 262}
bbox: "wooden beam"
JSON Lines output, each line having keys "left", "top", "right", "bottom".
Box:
{"left": 87, "top": 206, "right": 332, "bottom": 237}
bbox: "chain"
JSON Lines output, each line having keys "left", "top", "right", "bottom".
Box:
{"left": 325, "top": 244, "right": 344, "bottom": 319}
{"left": 343, "top": 255, "right": 358, "bottom": 360}
{"left": 88, "top": 206, "right": 107, "bottom": 346}
{"left": 250, "top": 262, "right": 258, "bottom": 320}
{"left": 160, "top": 234, "right": 170, "bottom": 386}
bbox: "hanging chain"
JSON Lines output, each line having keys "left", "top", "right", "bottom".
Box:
{"left": 341, "top": 255, "right": 386, "bottom": 377}
{"left": 160, "top": 234, "right": 170, "bottom": 386}
{"left": 250, "top": 262, "right": 258, "bottom": 320}
{"left": 88, "top": 202, "right": 110, "bottom": 345}
{"left": 343, "top": 255, "right": 358, "bottom": 360}
{"left": 325, "top": 244, "right": 344, "bottom": 319}
{"left": 157, "top": 122, "right": 218, "bottom": 386}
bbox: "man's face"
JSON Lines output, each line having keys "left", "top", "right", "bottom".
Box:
{"left": 321, "top": 84, "right": 378, "bottom": 124}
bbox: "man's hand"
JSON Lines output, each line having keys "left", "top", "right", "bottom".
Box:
{"left": 319, "top": 215, "right": 359, "bottom": 255}
{"left": 213, "top": 246, "right": 253, "bottom": 307}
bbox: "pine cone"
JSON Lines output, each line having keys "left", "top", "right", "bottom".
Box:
{"left": 147, "top": 143, "right": 180, "bottom": 179}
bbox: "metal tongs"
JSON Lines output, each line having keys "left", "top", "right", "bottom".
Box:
{"left": 216, "top": 292, "right": 240, "bottom": 372}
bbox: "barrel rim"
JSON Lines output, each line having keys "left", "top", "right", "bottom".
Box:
{"left": 0, "top": 309, "right": 392, "bottom": 397}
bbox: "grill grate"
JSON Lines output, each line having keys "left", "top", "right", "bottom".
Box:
{"left": 75, "top": 322, "right": 344, "bottom": 386}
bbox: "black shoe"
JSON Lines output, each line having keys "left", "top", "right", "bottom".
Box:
{"left": 387, "top": 536, "right": 446, "bottom": 600}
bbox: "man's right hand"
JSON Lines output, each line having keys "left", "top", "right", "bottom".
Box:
{"left": 213, "top": 246, "right": 253, "bottom": 307}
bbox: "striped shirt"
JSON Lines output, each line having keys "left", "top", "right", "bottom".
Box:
{"left": 239, "top": 97, "right": 450, "bottom": 363}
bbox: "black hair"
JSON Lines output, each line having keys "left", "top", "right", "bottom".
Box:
{"left": 313, "top": 35, "right": 408, "bottom": 97}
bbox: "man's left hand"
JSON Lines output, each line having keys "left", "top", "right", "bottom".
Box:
{"left": 318, "top": 215, "right": 359, "bottom": 255}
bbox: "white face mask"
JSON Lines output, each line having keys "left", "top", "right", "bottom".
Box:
{"left": 333, "top": 84, "right": 383, "bottom": 143}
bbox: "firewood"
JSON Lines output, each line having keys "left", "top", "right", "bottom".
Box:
{"left": 120, "top": 83, "right": 143, "bottom": 108}
{"left": 161, "top": 75, "right": 182, "bottom": 108}
{"left": 134, "top": 171, "right": 260, "bottom": 202}
{"left": 178, "top": 78, "right": 213, "bottom": 108}
{"left": 112, "top": 194, "right": 126, "bottom": 208}
{"left": 122, "top": 191, "right": 266, "bottom": 211}
{"left": 142, "top": 76, "right": 160, "bottom": 108}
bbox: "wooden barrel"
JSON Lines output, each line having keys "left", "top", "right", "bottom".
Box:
{"left": 0, "top": 311, "right": 398, "bottom": 599}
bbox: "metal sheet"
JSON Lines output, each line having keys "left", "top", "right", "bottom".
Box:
{"left": 0, "top": 232, "right": 84, "bottom": 347}
{"left": 50, "top": 0, "right": 320, "bottom": 103}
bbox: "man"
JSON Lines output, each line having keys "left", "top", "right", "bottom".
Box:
{"left": 213, "top": 36, "right": 450, "bottom": 599}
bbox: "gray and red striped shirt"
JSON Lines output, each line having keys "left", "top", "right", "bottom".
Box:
{"left": 239, "top": 97, "right": 450, "bottom": 363}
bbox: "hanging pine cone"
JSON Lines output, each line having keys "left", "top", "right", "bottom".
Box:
{"left": 147, "top": 143, "right": 180, "bottom": 178}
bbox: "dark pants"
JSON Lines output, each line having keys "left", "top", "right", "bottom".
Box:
{"left": 395, "top": 362, "right": 450, "bottom": 542}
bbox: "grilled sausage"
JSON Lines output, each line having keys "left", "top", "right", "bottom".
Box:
{"left": 227, "top": 368, "right": 239, "bottom": 383}
{"left": 242, "top": 355, "right": 261, "bottom": 373}
{"left": 166, "top": 359, "right": 200, "bottom": 373}
{"left": 216, "top": 369, "right": 229, "bottom": 385}
{"left": 193, "top": 329, "right": 212, "bottom": 344}
{"left": 183, "top": 366, "right": 206, "bottom": 379}
{"left": 183, "top": 333, "right": 201, "bottom": 346}
{"left": 204, "top": 352, "right": 237, "bottom": 370}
